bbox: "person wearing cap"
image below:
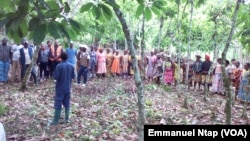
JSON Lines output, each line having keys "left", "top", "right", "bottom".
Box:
{"left": 192, "top": 55, "right": 203, "bottom": 90}
{"left": 66, "top": 41, "right": 77, "bottom": 81}
{"left": 201, "top": 54, "right": 212, "bottom": 91}
{"left": 77, "top": 45, "right": 90, "bottom": 86}
{"left": 48, "top": 52, "right": 75, "bottom": 126}
{"left": 0, "top": 37, "right": 12, "bottom": 84}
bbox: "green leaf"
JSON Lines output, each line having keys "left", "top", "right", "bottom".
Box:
{"left": 33, "top": 23, "right": 47, "bottom": 44}
{"left": 47, "top": 0, "right": 60, "bottom": 10}
{"left": 28, "top": 18, "right": 40, "bottom": 31}
{"left": 135, "top": 5, "right": 145, "bottom": 18}
{"left": 64, "top": 2, "right": 71, "bottom": 13}
{"left": 48, "top": 22, "right": 61, "bottom": 39}
{"left": 20, "top": 20, "right": 28, "bottom": 37}
{"left": 92, "top": 5, "right": 102, "bottom": 20}
{"left": 80, "top": 3, "right": 93, "bottom": 13}
{"left": 68, "top": 18, "right": 81, "bottom": 30}
{"left": 144, "top": 7, "right": 152, "bottom": 21}
{"left": 100, "top": 4, "right": 113, "bottom": 21}
{"left": 0, "top": 0, "right": 10, "bottom": 9}
{"left": 9, "top": 29, "right": 22, "bottom": 43}
{"left": 65, "top": 27, "right": 77, "bottom": 40}
{"left": 151, "top": 7, "right": 161, "bottom": 16}
{"left": 136, "top": 0, "right": 145, "bottom": 5}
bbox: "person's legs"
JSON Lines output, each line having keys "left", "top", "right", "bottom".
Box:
{"left": 83, "top": 66, "right": 88, "bottom": 85}
{"left": 62, "top": 93, "right": 70, "bottom": 122}
{"left": 77, "top": 66, "right": 83, "bottom": 84}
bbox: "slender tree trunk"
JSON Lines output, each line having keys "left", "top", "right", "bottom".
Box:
{"left": 140, "top": 15, "right": 146, "bottom": 80}
{"left": 110, "top": 0, "right": 145, "bottom": 140}
{"left": 212, "top": 20, "right": 218, "bottom": 62}
{"left": 176, "top": 1, "right": 181, "bottom": 97}
{"left": 157, "top": 16, "right": 164, "bottom": 49}
{"left": 184, "top": 0, "right": 194, "bottom": 109}
{"left": 20, "top": 47, "right": 40, "bottom": 91}
{"left": 221, "top": 0, "right": 241, "bottom": 125}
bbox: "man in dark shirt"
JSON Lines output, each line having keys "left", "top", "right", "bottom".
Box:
{"left": 201, "top": 55, "right": 212, "bottom": 91}
{"left": 48, "top": 52, "right": 75, "bottom": 126}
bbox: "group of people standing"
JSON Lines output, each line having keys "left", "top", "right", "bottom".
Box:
{"left": 144, "top": 50, "right": 250, "bottom": 102}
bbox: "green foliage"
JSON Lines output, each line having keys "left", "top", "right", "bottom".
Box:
{"left": 0, "top": 0, "right": 83, "bottom": 44}
{"left": 0, "top": 103, "right": 6, "bottom": 117}
{"left": 80, "top": 2, "right": 113, "bottom": 21}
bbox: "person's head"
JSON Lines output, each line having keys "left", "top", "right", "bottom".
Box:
{"left": 22, "top": 39, "right": 29, "bottom": 48}
{"left": 2, "top": 37, "right": 7, "bottom": 46}
{"left": 99, "top": 48, "right": 103, "bottom": 53}
{"left": 40, "top": 43, "right": 45, "bottom": 50}
{"left": 124, "top": 50, "right": 128, "bottom": 55}
{"left": 157, "top": 54, "right": 161, "bottom": 59}
{"left": 91, "top": 46, "right": 94, "bottom": 51}
{"left": 70, "top": 42, "right": 73, "bottom": 48}
{"left": 150, "top": 51, "right": 154, "bottom": 56}
{"left": 54, "top": 40, "right": 59, "bottom": 47}
{"left": 116, "top": 51, "right": 119, "bottom": 55}
{"left": 195, "top": 55, "right": 201, "bottom": 60}
{"left": 60, "top": 52, "right": 68, "bottom": 61}
{"left": 235, "top": 61, "right": 240, "bottom": 68}
{"left": 244, "top": 63, "right": 250, "bottom": 70}
{"left": 217, "top": 58, "right": 222, "bottom": 64}
{"left": 231, "top": 58, "right": 236, "bottom": 64}
{"left": 107, "top": 48, "right": 110, "bottom": 53}
{"left": 205, "top": 54, "right": 210, "bottom": 61}
{"left": 46, "top": 40, "right": 51, "bottom": 48}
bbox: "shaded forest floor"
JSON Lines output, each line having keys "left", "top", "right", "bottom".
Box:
{"left": 0, "top": 77, "right": 249, "bottom": 141}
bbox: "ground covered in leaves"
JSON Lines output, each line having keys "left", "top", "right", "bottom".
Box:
{"left": 0, "top": 77, "right": 249, "bottom": 141}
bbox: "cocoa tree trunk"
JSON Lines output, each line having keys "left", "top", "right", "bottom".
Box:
{"left": 184, "top": 0, "right": 194, "bottom": 109}
{"left": 221, "top": 0, "right": 241, "bottom": 125}
{"left": 20, "top": 47, "right": 40, "bottom": 91}
{"left": 157, "top": 16, "right": 164, "bottom": 49}
{"left": 109, "top": 0, "right": 145, "bottom": 140}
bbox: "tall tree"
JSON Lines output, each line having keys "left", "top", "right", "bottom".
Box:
{"left": 108, "top": 0, "right": 145, "bottom": 140}
{"left": 184, "top": 0, "right": 194, "bottom": 108}
{"left": 221, "top": 0, "right": 241, "bottom": 124}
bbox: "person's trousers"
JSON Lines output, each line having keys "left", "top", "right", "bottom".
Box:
{"left": 0, "top": 61, "right": 10, "bottom": 82}
{"left": 21, "top": 64, "right": 37, "bottom": 84}
{"left": 39, "top": 62, "right": 48, "bottom": 78}
{"left": 77, "top": 65, "right": 88, "bottom": 84}
{"left": 11, "top": 60, "right": 21, "bottom": 82}
{"left": 54, "top": 92, "right": 70, "bottom": 110}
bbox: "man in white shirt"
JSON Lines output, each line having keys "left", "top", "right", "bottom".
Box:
{"left": 11, "top": 44, "right": 23, "bottom": 83}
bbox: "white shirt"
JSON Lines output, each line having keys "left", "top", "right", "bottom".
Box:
{"left": 11, "top": 44, "right": 23, "bottom": 61}
{"left": 24, "top": 48, "right": 31, "bottom": 65}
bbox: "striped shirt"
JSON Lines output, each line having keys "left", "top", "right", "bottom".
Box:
{"left": 0, "top": 45, "right": 11, "bottom": 62}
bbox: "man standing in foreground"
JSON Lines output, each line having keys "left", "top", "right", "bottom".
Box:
{"left": 0, "top": 38, "right": 11, "bottom": 84}
{"left": 48, "top": 52, "right": 75, "bottom": 126}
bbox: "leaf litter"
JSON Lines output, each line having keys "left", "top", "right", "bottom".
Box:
{"left": 0, "top": 78, "right": 249, "bottom": 140}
